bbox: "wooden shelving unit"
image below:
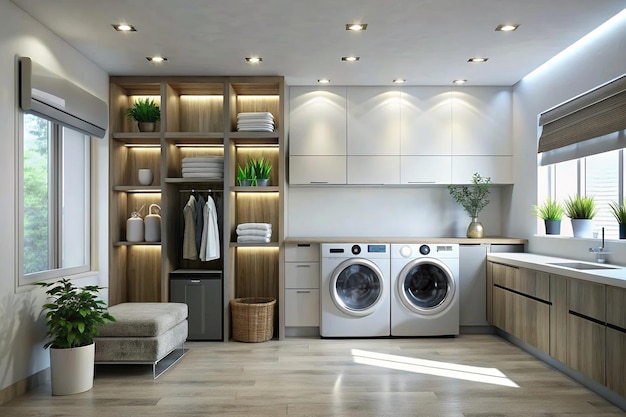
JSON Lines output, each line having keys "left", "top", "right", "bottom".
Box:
{"left": 109, "top": 76, "right": 285, "bottom": 341}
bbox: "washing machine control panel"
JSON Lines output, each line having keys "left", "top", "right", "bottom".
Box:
{"left": 419, "top": 244, "right": 431, "bottom": 255}
{"left": 351, "top": 245, "right": 361, "bottom": 255}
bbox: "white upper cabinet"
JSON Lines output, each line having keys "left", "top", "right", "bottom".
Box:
{"left": 347, "top": 88, "right": 401, "bottom": 156}
{"left": 451, "top": 87, "right": 513, "bottom": 156}
{"left": 400, "top": 87, "right": 453, "bottom": 155}
{"left": 289, "top": 155, "right": 346, "bottom": 185}
{"left": 289, "top": 86, "right": 347, "bottom": 156}
{"left": 347, "top": 156, "right": 400, "bottom": 185}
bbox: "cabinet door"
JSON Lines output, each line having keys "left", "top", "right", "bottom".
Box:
{"left": 459, "top": 245, "right": 488, "bottom": 326}
{"left": 400, "top": 156, "right": 451, "bottom": 184}
{"left": 568, "top": 279, "right": 605, "bottom": 322}
{"left": 289, "top": 156, "right": 346, "bottom": 185}
{"left": 285, "top": 289, "right": 320, "bottom": 326}
{"left": 400, "top": 87, "right": 452, "bottom": 155}
{"left": 451, "top": 87, "right": 513, "bottom": 156}
{"left": 347, "top": 87, "right": 401, "bottom": 156}
{"left": 550, "top": 275, "right": 568, "bottom": 363}
{"left": 289, "top": 86, "right": 347, "bottom": 156}
{"left": 285, "top": 263, "right": 320, "bottom": 289}
{"left": 451, "top": 155, "right": 513, "bottom": 184}
{"left": 347, "top": 156, "right": 400, "bottom": 184}
{"left": 606, "top": 327, "right": 626, "bottom": 398}
{"left": 510, "top": 291, "right": 550, "bottom": 353}
{"left": 567, "top": 313, "right": 606, "bottom": 385}
{"left": 606, "top": 285, "right": 626, "bottom": 330}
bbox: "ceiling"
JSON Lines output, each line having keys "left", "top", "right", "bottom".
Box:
{"left": 10, "top": 0, "right": 626, "bottom": 86}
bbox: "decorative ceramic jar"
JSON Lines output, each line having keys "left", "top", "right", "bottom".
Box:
{"left": 144, "top": 204, "right": 161, "bottom": 242}
{"left": 126, "top": 211, "right": 144, "bottom": 242}
{"left": 138, "top": 168, "right": 153, "bottom": 185}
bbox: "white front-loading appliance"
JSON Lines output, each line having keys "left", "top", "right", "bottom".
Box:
{"left": 391, "top": 243, "right": 459, "bottom": 336}
{"left": 321, "top": 243, "right": 390, "bottom": 337}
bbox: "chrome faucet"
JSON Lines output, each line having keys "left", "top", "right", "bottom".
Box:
{"left": 589, "top": 227, "right": 610, "bottom": 263}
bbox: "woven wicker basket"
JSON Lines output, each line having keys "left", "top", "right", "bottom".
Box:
{"left": 230, "top": 297, "right": 276, "bottom": 342}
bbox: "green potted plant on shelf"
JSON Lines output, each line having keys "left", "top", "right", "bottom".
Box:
{"left": 564, "top": 194, "right": 597, "bottom": 238}
{"left": 251, "top": 157, "right": 272, "bottom": 186}
{"left": 126, "top": 98, "right": 160, "bottom": 132}
{"left": 36, "top": 278, "right": 115, "bottom": 395}
{"left": 237, "top": 162, "right": 256, "bottom": 186}
{"left": 448, "top": 172, "right": 491, "bottom": 238}
{"left": 609, "top": 198, "right": 626, "bottom": 239}
{"left": 534, "top": 198, "right": 564, "bottom": 235}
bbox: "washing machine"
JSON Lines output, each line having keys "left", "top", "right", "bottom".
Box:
{"left": 391, "top": 243, "right": 459, "bottom": 336}
{"left": 321, "top": 243, "right": 390, "bottom": 337}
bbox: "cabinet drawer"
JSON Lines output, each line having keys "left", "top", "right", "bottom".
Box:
{"left": 285, "top": 262, "right": 320, "bottom": 288}
{"left": 285, "top": 243, "right": 320, "bottom": 262}
{"left": 285, "top": 289, "right": 320, "bottom": 327}
{"left": 607, "top": 286, "right": 626, "bottom": 329}
{"left": 568, "top": 279, "right": 605, "bottom": 322}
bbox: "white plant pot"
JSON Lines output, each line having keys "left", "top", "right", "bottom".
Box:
{"left": 571, "top": 219, "right": 593, "bottom": 238}
{"left": 50, "top": 344, "right": 95, "bottom": 395}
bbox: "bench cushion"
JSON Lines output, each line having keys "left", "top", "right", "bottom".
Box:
{"left": 98, "top": 302, "right": 188, "bottom": 337}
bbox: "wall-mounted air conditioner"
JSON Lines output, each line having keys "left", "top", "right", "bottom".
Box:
{"left": 19, "top": 57, "right": 107, "bottom": 138}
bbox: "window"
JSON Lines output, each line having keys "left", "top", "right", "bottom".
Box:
{"left": 540, "top": 149, "right": 623, "bottom": 239}
{"left": 20, "top": 113, "right": 91, "bottom": 285}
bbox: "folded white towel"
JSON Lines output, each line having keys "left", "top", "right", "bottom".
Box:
{"left": 237, "top": 112, "right": 274, "bottom": 119}
{"left": 236, "top": 229, "right": 272, "bottom": 237}
{"left": 182, "top": 156, "right": 224, "bottom": 163}
{"left": 237, "top": 119, "right": 274, "bottom": 125}
{"left": 182, "top": 161, "right": 224, "bottom": 167}
{"left": 237, "top": 236, "right": 271, "bottom": 243}
{"left": 182, "top": 172, "right": 223, "bottom": 178}
{"left": 237, "top": 223, "right": 272, "bottom": 230}
{"left": 182, "top": 167, "right": 223, "bottom": 173}
{"left": 237, "top": 127, "right": 275, "bottom": 132}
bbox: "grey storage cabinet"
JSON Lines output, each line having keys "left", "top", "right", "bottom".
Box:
{"left": 170, "top": 270, "right": 223, "bottom": 341}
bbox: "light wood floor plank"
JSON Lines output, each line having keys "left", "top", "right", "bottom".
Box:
{"left": 1, "top": 335, "right": 623, "bottom": 417}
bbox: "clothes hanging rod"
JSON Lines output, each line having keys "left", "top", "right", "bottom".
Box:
{"left": 179, "top": 189, "right": 224, "bottom": 193}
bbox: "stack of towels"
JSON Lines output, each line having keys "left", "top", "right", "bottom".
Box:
{"left": 237, "top": 112, "right": 274, "bottom": 132}
{"left": 182, "top": 156, "right": 224, "bottom": 179}
{"left": 236, "top": 223, "right": 272, "bottom": 243}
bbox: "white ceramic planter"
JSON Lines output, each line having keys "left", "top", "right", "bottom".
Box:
{"left": 50, "top": 344, "right": 95, "bottom": 395}
{"left": 571, "top": 219, "right": 593, "bottom": 238}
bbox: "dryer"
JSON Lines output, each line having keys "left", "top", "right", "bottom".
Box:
{"left": 321, "top": 243, "right": 390, "bottom": 337}
{"left": 391, "top": 243, "right": 459, "bottom": 336}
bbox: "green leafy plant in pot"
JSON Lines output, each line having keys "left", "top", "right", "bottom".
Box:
{"left": 126, "top": 98, "right": 160, "bottom": 132}
{"left": 251, "top": 157, "right": 272, "bottom": 186}
{"left": 448, "top": 172, "right": 491, "bottom": 238}
{"left": 36, "top": 278, "right": 115, "bottom": 395}
{"left": 609, "top": 198, "right": 626, "bottom": 239}
{"left": 534, "top": 198, "right": 563, "bottom": 235}
{"left": 563, "top": 194, "right": 597, "bottom": 238}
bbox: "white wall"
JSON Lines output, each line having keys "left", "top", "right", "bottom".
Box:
{"left": 510, "top": 9, "right": 626, "bottom": 264}
{"left": 0, "top": 0, "right": 108, "bottom": 393}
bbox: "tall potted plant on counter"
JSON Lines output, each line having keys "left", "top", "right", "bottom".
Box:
{"left": 448, "top": 172, "right": 492, "bottom": 238}
{"left": 534, "top": 198, "right": 564, "bottom": 235}
{"left": 609, "top": 198, "right": 626, "bottom": 239}
{"left": 564, "top": 194, "right": 597, "bottom": 238}
{"left": 36, "top": 278, "right": 115, "bottom": 395}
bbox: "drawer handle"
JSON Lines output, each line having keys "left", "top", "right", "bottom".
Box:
{"left": 191, "top": 280, "right": 201, "bottom": 283}
{"left": 297, "top": 244, "right": 311, "bottom": 247}
{"left": 296, "top": 264, "right": 311, "bottom": 268}
{"left": 309, "top": 181, "right": 328, "bottom": 184}
{"left": 297, "top": 290, "right": 311, "bottom": 294}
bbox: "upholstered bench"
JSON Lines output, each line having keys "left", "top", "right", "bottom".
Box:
{"left": 94, "top": 302, "right": 188, "bottom": 378}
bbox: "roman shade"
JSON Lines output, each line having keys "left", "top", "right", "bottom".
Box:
{"left": 537, "top": 73, "right": 626, "bottom": 164}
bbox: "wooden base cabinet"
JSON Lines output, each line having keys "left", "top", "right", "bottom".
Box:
{"left": 567, "top": 313, "right": 606, "bottom": 385}
{"left": 606, "top": 286, "right": 626, "bottom": 397}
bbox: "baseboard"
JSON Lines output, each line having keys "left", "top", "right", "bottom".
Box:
{"left": 0, "top": 368, "right": 49, "bottom": 406}
{"left": 285, "top": 327, "right": 320, "bottom": 338}
{"left": 460, "top": 325, "right": 495, "bottom": 334}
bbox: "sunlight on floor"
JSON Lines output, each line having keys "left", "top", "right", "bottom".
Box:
{"left": 351, "top": 349, "right": 519, "bottom": 388}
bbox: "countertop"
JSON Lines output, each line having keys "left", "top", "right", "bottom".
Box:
{"left": 285, "top": 237, "right": 528, "bottom": 245}
{"left": 487, "top": 252, "right": 626, "bottom": 289}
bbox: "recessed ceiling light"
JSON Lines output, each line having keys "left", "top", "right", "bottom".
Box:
{"left": 468, "top": 57, "right": 489, "bottom": 63}
{"left": 146, "top": 56, "right": 167, "bottom": 62}
{"left": 495, "top": 23, "right": 520, "bottom": 32}
{"left": 317, "top": 79, "right": 331, "bottom": 84}
{"left": 346, "top": 23, "right": 368, "bottom": 31}
{"left": 245, "top": 57, "right": 263, "bottom": 63}
{"left": 341, "top": 56, "right": 360, "bottom": 62}
{"left": 393, "top": 78, "right": 406, "bottom": 84}
{"left": 453, "top": 79, "right": 467, "bottom": 85}
{"left": 112, "top": 24, "right": 136, "bottom": 32}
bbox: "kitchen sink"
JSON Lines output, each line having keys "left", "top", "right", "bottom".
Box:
{"left": 547, "top": 262, "right": 620, "bottom": 270}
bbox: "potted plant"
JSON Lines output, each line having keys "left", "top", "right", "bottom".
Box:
{"left": 126, "top": 98, "right": 160, "bottom": 132}
{"left": 609, "top": 198, "right": 626, "bottom": 239}
{"left": 563, "top": 194, "right": 597, "bottom": 238}
{"left": 237, "top": 162, "right": 255, "bottom": 186}
{"left": 534, "top": 198, "right": 564, "bottom": 235}
{"left": 448, "top": 172, "right": 491, "bottom": 238}
{"left": 251, "top": 157, "right": 272, "bottom": 186}
{"left": 36, "top": 278, "right": 115, "bottom": 395}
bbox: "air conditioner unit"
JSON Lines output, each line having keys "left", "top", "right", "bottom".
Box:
{"left": 19, "top": 57, "right": 107, "bottom": 138}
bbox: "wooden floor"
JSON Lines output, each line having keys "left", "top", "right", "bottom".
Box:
{"left": 1, "top": 335, "right": 624, "bottom": 417}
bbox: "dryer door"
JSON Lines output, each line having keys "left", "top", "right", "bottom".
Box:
{"left": 398, "top": 258, "right": 455, "bottom": 315}
{"left": 330, "top": 258, "right": 385, "bottom": 317}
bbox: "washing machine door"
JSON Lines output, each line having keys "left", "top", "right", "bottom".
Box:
{"left": 330, "top": 258, "right": 385, "bottom": 317}
{"left": 398, "top": 258, "right": 455, "bottom": 315}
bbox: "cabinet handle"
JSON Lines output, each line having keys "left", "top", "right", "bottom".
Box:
{"left": 296, "top": 264, "right": 311, "bottom": 268}
{"left": 408, "top": 181, "right": 436, "bottom": 184}
{"left": 296, "top": 290, "right": 311, "bottom": 294}
{"left": 309, "top": 181, "right": 328, "bottom": 184}
{"left": 190, "top": 280, "right": 201, "bottom": 283}
{"left": 297, "top": 244, "right": 311, "bottom": 247}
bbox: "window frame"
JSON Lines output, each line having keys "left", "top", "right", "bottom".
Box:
{"left": 17, "top": 111, "right": 92, "bottom": 287}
